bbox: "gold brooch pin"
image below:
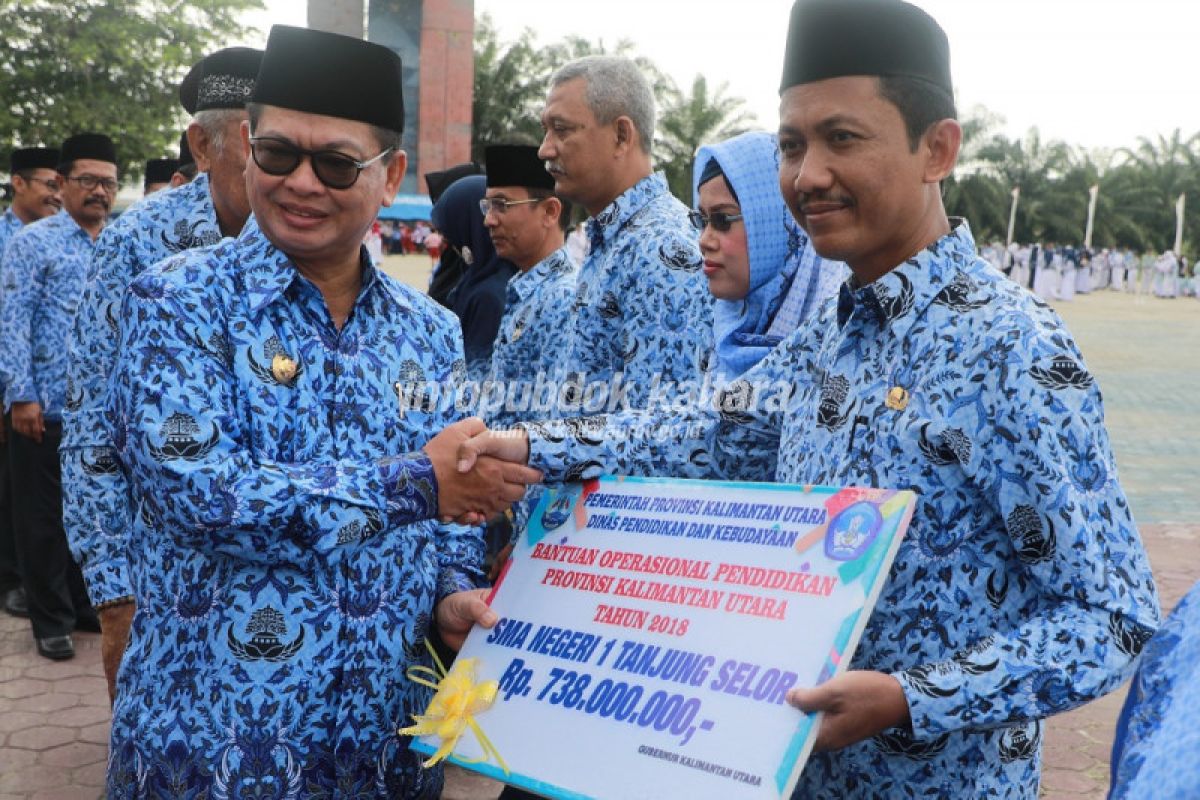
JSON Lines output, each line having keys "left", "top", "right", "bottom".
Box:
{"left": 885, "top": 385, "right": 910, "bottom": 411}
{"left": 271, "top": 353, "right": 299, "bottom": 385}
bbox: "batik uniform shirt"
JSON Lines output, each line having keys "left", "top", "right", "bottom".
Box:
{"left": 567, "top": 172, "right": 713, "bottom": 418}
{"left": 61, "top": 173, "right": 221, "bottom": 607}
{"left": 0, "top": 210, "right": 95, "bottom": 418}
{"left": 521, "top": 222, "right": 1160, "bottom": 798}
{"left": 1110, "top": 581, "right": 1200, "bottom": 799}
{"left": 484, "top": 244, "right": 578, "bottom": 430}
{"left": 105, "top": 219, "right": 483, "bottom": 799}
{"left": 0, "top": 207, "right": 22, "bottom": 256}
{"left": 0, "top": 207, "right": 27, "bottom": 398}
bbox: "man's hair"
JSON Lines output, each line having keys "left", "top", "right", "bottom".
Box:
{"left": 176, "top": 163, "right": 199, "bottom": 180}
{"left": 877, "top": 75, "right": 957, "bottom": 151}
{"left": 551, "top": 56, "right": 655, "bottom": 155}
{"left": 525, "top": 186, "right": 573, "bottom": 233}
{"left": 245, "top": 102, "right": 401, "bottom": 161}
{"left": 193, "top": 107, "right": 246, "bottom": 153}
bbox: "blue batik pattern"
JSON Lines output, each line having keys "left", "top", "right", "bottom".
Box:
{"left": 1110, "top": 581, "right": 1200, "bottom": 799}
{"left": 568, "top": 172, "right": 713, "bottom": 414}
{"left": 0, "top": 208, "right": 28, "bottom": 399}
{"left": 521, "top": 221, "right": 1160, "bottom": 798}
{"left": 0, "top": 210, "right": 95, "bottom": 418}
{"left": 0, "top": 208, "right": 22, "bottom": 257}
{"left": 484, "top": 244, "right": 578, "bottom": 429}
{"left": 62, "top": 174, "right": 222, "bottom": 606}
{"left": 105, "top": 219, "right": 484, "bottom": 798}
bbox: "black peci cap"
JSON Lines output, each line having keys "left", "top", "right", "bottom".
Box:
{"left": 59, "top": 133, "right": 117, "bottom": 168}
{"left": 425, "top": 162, "right": 484, "bottom": 204}
{"left": 144, "top": 158, "right": 180, "bottom": 187}
{"left": 780, "top": 0, "right": 952, "bottom": 95}
{"left": 10, "top": 147, "right": 60, "bottom": 173}
{"left": 484, "top": 145, "right": 555, "bottom": 191}
{"left": 251, "top": 25, "right": 405, "bottom": 132}
{"left": 180, "top": 47, "right": 264, "bottom": 114}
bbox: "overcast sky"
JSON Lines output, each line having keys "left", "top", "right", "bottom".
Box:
{"left": 252, "top": 0, "right": 1199, "bottom": 152}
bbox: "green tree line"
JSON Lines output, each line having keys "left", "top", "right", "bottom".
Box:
{"left": 0, "top": 0, "right": 262, "bottom": 181}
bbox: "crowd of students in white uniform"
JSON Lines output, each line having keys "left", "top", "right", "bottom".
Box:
{"left": 980, "top": 241, "right": 1194, "bottom": 300}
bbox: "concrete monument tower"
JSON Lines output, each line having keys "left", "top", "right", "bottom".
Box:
{"left": 308, "top": 0, "right": 473, "bottom": 193}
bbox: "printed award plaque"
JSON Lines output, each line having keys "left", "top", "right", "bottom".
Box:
{"left": 411, "top": 475, "right": 917, "bottom": 800}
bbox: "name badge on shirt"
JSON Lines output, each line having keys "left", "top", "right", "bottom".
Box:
{"left": 885, "top": 385, "right": 910, "bottom": 411}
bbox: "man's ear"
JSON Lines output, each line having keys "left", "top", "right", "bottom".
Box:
{"left": 613, "top": 116, "right": 637, "bottom": 158}
{"left": 188, "top": 122, "right": 213, "bottom": 172}
{"left": 922, "top": 119, "right": 962, "bottom": 184}
{"left": 542, "top": 196, "right": 563, "bottom": 230}
{"left": 380, "top": 150, "right": 408, "bottom": 205}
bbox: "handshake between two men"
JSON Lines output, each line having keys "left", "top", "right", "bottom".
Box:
{"left": 419, "top": 417, "right": 538, "bottom": 651}
{"left": 423, "top": 417, "right": 537, "bottom": 527}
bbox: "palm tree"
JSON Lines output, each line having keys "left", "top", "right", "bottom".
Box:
{"left": 471, "top": 15, "right": 553, "bottom": 160}
{"left": 943, "top": 105, "right": 1010, "bottom": 241}
{"left": 1113, "top": 129, "right": 1200, "bottom": 252}
{"left": 655, "top": 74, "right": 756, "bottom": 201}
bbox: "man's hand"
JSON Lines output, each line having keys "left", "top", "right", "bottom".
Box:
{"left": 98, "top": 602, "right": 136, "bottom": 705}
{"left": 434, "top": 588, "right": 498, "bottom": 652}
{"left": 11, "top": 401, "right": 44, "bottom": 443}
{"left": 456, "top": 426, "right": 531, "bottom": 473}
{"left": 424, "top": 419, "right": 541, "bottom": 525}
{"left": 786, "top": 670, "right": 911, "bottom": 752}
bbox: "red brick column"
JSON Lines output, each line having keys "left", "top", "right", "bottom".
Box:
{"left": 418, "top": 0, "right": 474, "bottom": 186}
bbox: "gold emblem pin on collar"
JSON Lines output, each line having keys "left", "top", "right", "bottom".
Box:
{"left": 885, "top": 385, "right": 910, "bottom": 411}
{"left": 271, "top": 353, "right": 299, "bottom": 385}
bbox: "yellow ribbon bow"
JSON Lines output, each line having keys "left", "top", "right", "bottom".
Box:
{"left": 399, "top": 640, "right": 509, "bottom": 774}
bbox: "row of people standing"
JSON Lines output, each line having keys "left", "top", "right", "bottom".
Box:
{"left": 987, "top": 241, "right": 1192, "bottom": 300}
{"left": 25, "top": 28, "right": 542, "bottom": 797}
{"left": 0, "top": 1, "right": 1183, "bottom": 797}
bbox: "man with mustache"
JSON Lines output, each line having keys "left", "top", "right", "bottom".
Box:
{"left": 102, "top": 26, "right": 537, "bottom": 796}
{"left": 0, "top": 133, "right": 118, "bottom": 660}
{"left": 536, "top": 55, "right": 713, "bottom": 428}
{"left": 61, "top": 46, "right": 263, "bottom": 700}
{"left": 0, "top": 145, "right": 62, "bottom": 620}
{"left": 461, "top": 1, "right": 1159, "bottom": 796}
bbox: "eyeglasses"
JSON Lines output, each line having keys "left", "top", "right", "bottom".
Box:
{"left": 479, "top": 197, "right": 544, "bottom": 216}
{"left": 24, "top": 177, "right": 60, "bottom": 192}
{"left": 688, "top": 209, "right": 744, "bottom": 233}
{"left": 249, "top": 136, "right": 393, "bottom": 190}
{"left": 66, "top": 175, "right": 118, "bottom": 193}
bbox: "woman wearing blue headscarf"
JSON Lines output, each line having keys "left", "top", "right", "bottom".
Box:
{"left": 692, "top": 130, "right": 843, "bottom": 381}
{"left": 431, "top": 175, "right": 517, "bottom": 381}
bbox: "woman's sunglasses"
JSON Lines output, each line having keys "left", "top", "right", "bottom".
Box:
{"left": 249, "top": 136, "right": 393, "bottom": 190}
{"left": 688, "top": 209, "right": 744, "bottom": 233}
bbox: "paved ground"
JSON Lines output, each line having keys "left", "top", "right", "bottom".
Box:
{"left": 1, "top": 282, "right": 1196, "bottom": 799}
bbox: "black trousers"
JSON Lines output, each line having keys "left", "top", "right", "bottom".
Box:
{"left": 0, "top": 413, "right": 20, "bottom": 593}
{"left": 8, "top": 420, "right": 93, "bottom": 638}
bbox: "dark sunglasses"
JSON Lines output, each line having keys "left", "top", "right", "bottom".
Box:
{"left": 688, "top": 209, "right": 744, "bottom": 233}
{"left": 249, "top": 136, "right": 393, "bottom": 190}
